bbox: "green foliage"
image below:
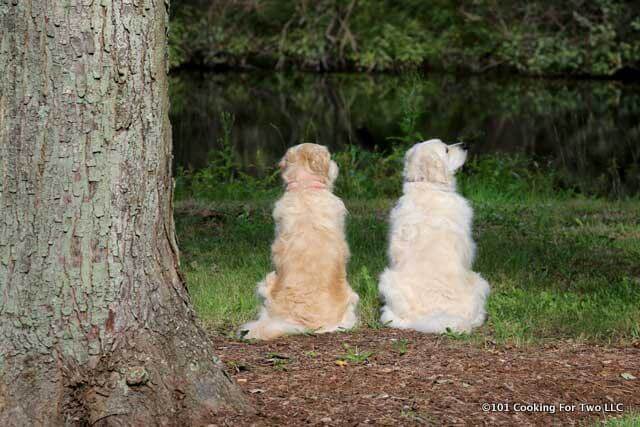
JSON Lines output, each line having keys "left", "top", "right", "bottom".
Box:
{"left": 459, "top": 155, "right": 563, "bottom": 202}
{"left": 338, "top": 343, "right": 374, "bottom": 364}
{"left": 353, "top": 266, "right": 384, "bottom": 329}
{"left": 169, "top": 0, "right": 640, "bottom": 76}
{"left": 175, "top": 112, "right": 280, "bottom": 200}
{"left": 176, "top": 145, "right": 563, "bottom": 202}
{"left": 442, "top": 328, "right": 472, "bottom": 341}
{"left": 171, "top": 71, "right": 640, "bottom": 198}
{"left": 332, "top": 145, "right": 403, "bottom": 200}
{"left": 174, "top": 94, "right": 566, "bottom": 202}
{"left": 206, "top": 111, "right": 236, "bottom": 182}
{"left": 391, "top": 338, "right": 409, "bottom": 355}
{"left": 388, "top": 73, "right": 425, "bottom": 144}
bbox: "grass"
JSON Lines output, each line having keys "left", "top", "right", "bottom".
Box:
{"left": 602, "top": 412, "right": 640, "bottom": 426}
{"left": 175, "top": 167, "right": 640, "bottom": 346}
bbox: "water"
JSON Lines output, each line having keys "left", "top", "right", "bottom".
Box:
{"left": 169, "top": 71, "right": 639, "bottom": 197}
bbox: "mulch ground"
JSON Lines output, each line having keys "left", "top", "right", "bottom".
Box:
{"left": 206, "top": 330, "right": 640, "bottom": 426}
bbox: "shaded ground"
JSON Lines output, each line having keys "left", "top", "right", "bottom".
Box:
{"left": 207, "top": 329, "right": 640, "bottom": 426}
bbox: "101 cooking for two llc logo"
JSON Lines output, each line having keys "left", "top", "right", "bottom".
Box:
{"left": 482, "top": 402, "right": 625, "bottom": 414}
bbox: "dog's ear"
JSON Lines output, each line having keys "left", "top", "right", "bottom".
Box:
{"left": 403, "top": 146, "right": 423, "bottom": 181}
{"left": 425, "top": 152, "right": 449, "bottom": 184}
{"left": 447, "top": 147, "right": 467, "bottom": 172}
{"left": 328, "top": 160, "right": 339, "bottom": 184}
{"left": 302, "top": 145, "right": 330, "bottom": 177}
{"left": 404, "top": 147, "right": 449, "bottom": 184}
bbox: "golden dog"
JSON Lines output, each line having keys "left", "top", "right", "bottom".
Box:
{"left": 240, "top": 143, "right": 359, "bottom": 340}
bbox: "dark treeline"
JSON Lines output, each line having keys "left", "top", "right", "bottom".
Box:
{"left": 169, "top": 0, "right": 640, "bottom": 77}
{"left": 170, "top": 72, "right": 640, "bottom": 197}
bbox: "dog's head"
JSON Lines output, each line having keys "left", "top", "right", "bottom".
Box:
{"left": 279, "top": 143, "right": 339, "bottom": 188}
{"left": 404, "top": 139, "right": 467, "bottom": 186}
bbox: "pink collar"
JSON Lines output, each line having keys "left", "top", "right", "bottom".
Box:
{"left": 286, "top": 179, "right": 328, "bottom": 192}
{"left": 284, "top": 169, "right": 328, "bottom": 192}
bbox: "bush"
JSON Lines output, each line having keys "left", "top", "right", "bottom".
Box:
{"left": 169, "top": 0, "right": 640, "bottom": 76}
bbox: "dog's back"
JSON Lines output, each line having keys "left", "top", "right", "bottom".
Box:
{"left": 379, "top": 139, "right": 490, "bottom": 333}
{"left": 393, "top": 186, "right": 474, "bottom": 268}
{"left": 268, "top": 190, "right": 355, "bottom": 329}
{"left": 380, "top": 187, "right": 488, "bottom": 332}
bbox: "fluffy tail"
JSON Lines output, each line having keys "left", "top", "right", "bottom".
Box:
{"left": 240, "top": 273, "right": 361, "bottom": 339}
{"left": 238, "top": 272, "right": 305, "bottom": 340}
{"left": 469, "top": 272, "right": 490, "bottom": 328}
{"left": 379, "top": 268, "right": 413, "bottom": 328}
{"left": 256, "top": 271, "right": 277, "bottom": 300}
{"left": 238, "top": 307, "right": 305, "bottom": 340}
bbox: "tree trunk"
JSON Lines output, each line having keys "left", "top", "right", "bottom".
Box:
{"left": 0, "top": 1, "right": 248, "bottom": 425}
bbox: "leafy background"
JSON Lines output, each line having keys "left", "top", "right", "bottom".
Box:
{"left": 169, "top": 0, "right": 640, "bottom": 76}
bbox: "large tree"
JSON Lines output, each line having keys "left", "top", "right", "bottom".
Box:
{"left": 0, "top": 1, "right": 247, "bottom": 424}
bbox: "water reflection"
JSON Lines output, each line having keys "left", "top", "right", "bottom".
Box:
{"left": 170, "top": 71, "right": 639, "bottom": 197}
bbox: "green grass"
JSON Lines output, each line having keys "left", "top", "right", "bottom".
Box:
{"left": 175, "top": 180, "right": 640, "bottom": 345}
{"left": 602, "top": 411, "right": 640, "bottom": 426}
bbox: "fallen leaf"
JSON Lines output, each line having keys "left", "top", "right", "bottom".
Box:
{"left": 335, "top": 360, "right": 348, "bottom": 367}
{"left": 265, "top": 353, "right": 290, "bottom": 360}
{"left": 621, "top": 372, "right": 637, "bottom": 380}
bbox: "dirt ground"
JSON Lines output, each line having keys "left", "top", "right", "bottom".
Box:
{"left": 207, "top": 330, "right": 640, "bottom": 426}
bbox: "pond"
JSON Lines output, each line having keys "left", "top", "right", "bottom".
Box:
{"left": 169, "top": 71, "right": 639, "bottom": 197}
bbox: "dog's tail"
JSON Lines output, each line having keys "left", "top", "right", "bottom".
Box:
{"left": 239, "top": 271, "right": 307, "bottom": 340}
{"left": 238, "top": 307, "right": 305, "bottom": 340}
{"left": 379, "top": 268, "right": 412, "bottom": 328}
{"left": 256, "top": 271, "right": 277, "bottom": 300}
{"left": 469, "top": 272, "right": 490, "bottom": 328}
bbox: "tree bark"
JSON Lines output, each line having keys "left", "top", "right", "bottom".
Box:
{"left": 0, "top": 1, "right": 248, "bottom": 425}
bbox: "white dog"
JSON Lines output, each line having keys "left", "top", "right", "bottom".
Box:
{"left": 239, "top": 143, "right": 359, "bottom": 340}
{"left": 378, "top": 139, "right": 490, "bottom": 333}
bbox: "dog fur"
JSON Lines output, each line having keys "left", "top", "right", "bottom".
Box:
{"left": 239, "top": 143, "right": 359, "bottom": 340}
{"left": 379, "top": 139, "right": 490, "bottom": 333}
